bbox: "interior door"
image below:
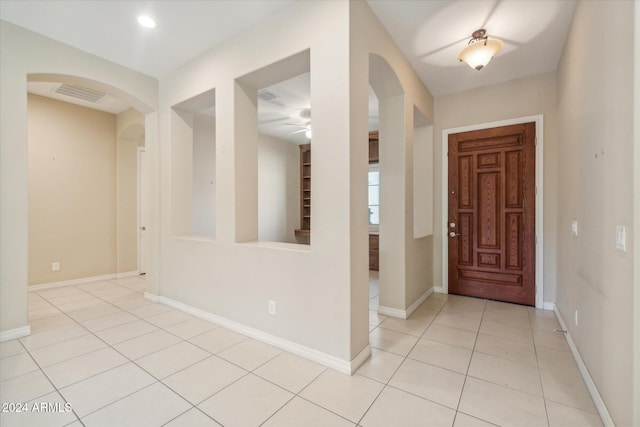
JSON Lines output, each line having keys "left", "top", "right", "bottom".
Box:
{"left": 448, "top": 122, "right": 536, "bottom": 306}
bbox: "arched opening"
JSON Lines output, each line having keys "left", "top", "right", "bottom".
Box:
{"left": 26, "top": 74, "right": 152, "bottom": 290}
{"left": 368, "top": 54, "right": 406, "bottom": 317}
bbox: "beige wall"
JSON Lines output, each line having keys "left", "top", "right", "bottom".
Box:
{"left": 258, "top": 134, "right": 300, "bottom": 244}
{"left": 0, "top": 20, "right": 157, "bottom": 335}
{"left": 193, "top": 114, "right": 216, "bottom": 238}
{"left": 28, "top": 94, "right": 117, "bottom": 284}
{"left": 433, "top": 72, "right": 558, "bottom": 303}
{"left": 556, "top": 1, "right": 635, "bottom": 425}
{"left": 28, "top": 97, "right": 144, "bottom": 284}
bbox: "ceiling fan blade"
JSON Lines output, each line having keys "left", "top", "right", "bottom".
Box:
{"left": 258, "top": 117, "right": 289, "bottom": 125}
{"left": 290, "top": 129, "right": 307, "bottom": 134}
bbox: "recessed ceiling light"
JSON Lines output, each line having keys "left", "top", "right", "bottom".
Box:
{"left": 137, "top": 15, "right": 156, "bottom": 29}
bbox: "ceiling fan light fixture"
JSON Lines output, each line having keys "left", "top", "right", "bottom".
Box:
{"left": 137, "top": 15, "right": 156, "bottom": 29}
{"left": 458, "top": 29, "right": 503, "bottom": 71}
{"left": 305, "top": 128, "right": 312, "bottom": 139}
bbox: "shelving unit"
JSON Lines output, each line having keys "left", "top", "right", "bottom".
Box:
{"left": 295, "top": 143, "right": 311, "bottom": 237}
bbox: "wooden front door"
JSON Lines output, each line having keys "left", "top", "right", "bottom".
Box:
{"left": 448, "top": 123, "right": 536, "bottom": 306}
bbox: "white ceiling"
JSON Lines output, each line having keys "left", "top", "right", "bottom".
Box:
{"left": 1, "top": 0, "right": 576, "bottom": 139}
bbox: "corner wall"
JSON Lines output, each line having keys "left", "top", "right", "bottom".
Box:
{"left": 555, "top": 1, "right": 635, "bottom": 425}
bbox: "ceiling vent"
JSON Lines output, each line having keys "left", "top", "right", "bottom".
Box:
{"left": 55, "top": 84, "right": 106, "bottom": 103}
{"left": 258, "top": 90, "right": 278, "bottom": 101}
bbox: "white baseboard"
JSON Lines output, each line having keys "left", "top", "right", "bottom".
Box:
{"left": 433, "top": 286, "right": 444, "bottom": 294}
{"left": 0, "top": 325, "right": 31, "bottom": 342}
{"left": 116, "top": 271, "right": 140, "bottom": 279}
{"left": 28, "top": 273, "right": 119, "bottom": 292}
{"left": 543, "top": 301, "right": 556, "bottom": 311}
{"left": 378, "top": 288, "right": 434, "bottom": 320}
{"left": 553, "top": 307, "right": 614, "bottom": 427}
{"left": 144, "top": 292, "right": 370, "bottom": 375}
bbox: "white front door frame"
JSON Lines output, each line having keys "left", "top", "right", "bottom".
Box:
{"left": 441, "top": 115, "right": 545, "bottom": 309}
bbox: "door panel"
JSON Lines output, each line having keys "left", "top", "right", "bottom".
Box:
{"left": 448, "top": 123, "right": 535, "bottom": 306}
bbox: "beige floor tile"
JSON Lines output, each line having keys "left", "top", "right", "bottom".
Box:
{"left": 110, "top": 276, "right": 146, "bottom": 291}
{"left": 433, "top": 311, "right": 482, "bottom": 332}
{"left": 0, "top": 391, "right": 77, "bottom": 427}
{"left": 76, "top": 281, "right": 120, "bottom": 293}
{"left": 217, "top": 339, "right": 281, "bottom": 371}
{"left": 0, "top": 339, "right": 26, "bottom": 359}
{"left": 536, "top": 346, "right": 581, "bottom": 378}
{"left": 20, "top": 323, "right": 89, "bottom": 351}
{"left": 474, "top": 333, "right": 537, "bottom": 366}
{"left": 369, "top": 327, "right": 419, "bottom": 356}
{"left": 188, "top": 327, "right": 248, "bottom": 354}
{"left": 408, "top": 338, "right": 472, "bottom": 374}
{"left": 113, "top": 296, "right": 153, "bottom": 310}
{"left": 163, "top": 355, "right": 247, "bottom": 405}
{"left": 468, "top": 352, "right": 542, "bottom": 396}
{"left": 263, "top": 396, "right": 355, "bottom": 427}
{"left": 408, "top": 305, "right": 437, "bottom": 323}
{"left": 46, "top": 292, "right": 101, "bottom": 308}
{"left": 28, "top": 305, "right": 62, "bottom": 320}
{"left": 198, "top": 374, "right": 293, "bottom": 427}
{"left": 533, "top": 329, "right": 570, "bottom": 352}
{"left": 442, "top": 296, "right": 486, "bottom": 313}
{"left": 459, "top": 377, "right": 547, "bottom": 427}
{"left": 423, "top": 323, "right": 477, "bottom": 350}
{"left": 38, "top": 286, "right": 85, "bottom": 300}
{"left": 369, "top": 310, "right": 387, "bottom": 326}
{"left": 56, "top": 298, "right": 106, "bottom": 313}
{"left": 485, "top": 300, "right": 529, "bottom": 315}
{"left": 95, "top": 319, "right": 158, "bottom": 345}
{"left": 300, "top": 369, "right": 384, "bottom": 423}
{"left": 29, "top": 333, "right": 106, "bottom": 367}
{"left": 104, "top": 290, "right": 146, "bottom": 304}
{"left": 0, "top": 369, "right": 55, "bottom": 403}
{"left": 379, "top": 317, "right": 429, "bottom": 336}
{"left": 59, "top": 362, "right": 155, "bottom": 418}
{"left": 540, "top": 370, "right": 597, "bottom": 413}
{"left": 135, "top": 341, "right": 211, "bottom": 378}
{"left": 479, "top": 319, "right": 533, "bottom": 344}
{"left": 113, "top": 330, "right": 182, "bottom": 360}
{"left": 529, "top": 312, "right": 561, "bottom": 331}
{"left": 361, "top": 386, "right": 455, "bottom": 427}
{"left": 81, "top": 382, "right": 191, "bottom": 427}
{"left": 164, "top": 408, "right": 222, "bottom": 427}
{"left": 0, "top": 352, "right": 39, "bottom": 381}
{"left": 81, "top": 311, "right": 138, "bottom": 332}
{"left": 253, "top": 352, "right": 326, "bottom": 394}
{"left": 165, "top": 317, "right": 218, "bottom": 339}
{"left": 89, "top": 286, "right": 137, "bottom": 300}
{"left": 145, "top": 309, "right": 194, "bottom": 328}
{"left": 43, "top": 347, "right": 128, "bottom": 388}
{"left": 127, "top": 302, "right": 174, "bottom": 318}
{"left": 29, "top": 313, "right": 78, "bottom": 334}
{"left": 453, "top": 412, "right": 497, "bottom": 427}
{"left": 355, "top": 347, "right": 404, "bottom": 384}
{"left": 65, "top": 303, "right": 123, "bottom": 323}
{"left": 482, "top": 310, "right": 531, "bottom": 329}
{"left": 388, "top": 358, "right": 465, "bottom": 409}
{"left": 546, "top": 400, "right": 603, "bottom": 427}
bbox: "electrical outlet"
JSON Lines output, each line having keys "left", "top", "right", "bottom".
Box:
{"left": 574, "top": 309, "right": 578, "bottom": 326}
{"left": 571, "top": 220, "right": 578, "bottom": 236}
{"left": 52, "top": 262, "right": 60, "bottom": 272}
{"left": 268, "top": 300, "right": 276, "bottom": 316}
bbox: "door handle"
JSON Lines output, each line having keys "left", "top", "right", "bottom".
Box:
{"left": 449, "top": 232, "right": 461, "bottom": 237}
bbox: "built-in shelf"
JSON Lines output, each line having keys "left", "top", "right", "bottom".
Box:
{"left": 295, "top": 143, "right": 311, "bottom": 238}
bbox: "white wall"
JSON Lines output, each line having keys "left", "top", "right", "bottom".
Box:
{"left": 0, "top": 20, "right": 157, "bottom": 336}
{"left": 556, "top": 1, "right": 635, "bottom": 425}
{"left": 192, "top": 114, "right": 216, "bottom": 238}
{"left": 349, "top": 1, "right": 435, "bottom": 328}
{"left": 258, "top": 133, "right": 300, "bottom": 244}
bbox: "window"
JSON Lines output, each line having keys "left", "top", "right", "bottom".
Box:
{"left": 368, "top": 163, "right": 379, "bottom": 227}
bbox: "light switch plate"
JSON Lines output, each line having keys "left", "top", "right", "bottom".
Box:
{"left": 616, "top": 226, "right": 626, "bottom": 252}
{"left": 571, "top": 220, "right": 578, "bottom": 236}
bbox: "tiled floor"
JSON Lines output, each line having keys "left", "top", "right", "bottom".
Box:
{"left": 0, "top": 275, "right": 603, "bottom": 426}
